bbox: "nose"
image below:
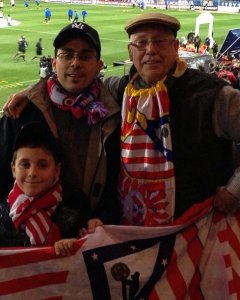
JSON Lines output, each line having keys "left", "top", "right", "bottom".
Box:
{"left": 70, "top": 55, "right": 82, "bottom": 66}
{"left": 145, "top": 41, "right": 158, "bottom": 52}
{"left": 28, "top": 165, "right": 38, "bottom": 177}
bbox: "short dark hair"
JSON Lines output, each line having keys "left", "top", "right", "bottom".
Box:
{"left": 12, "top": 122, "right": 62, "bottom": 164}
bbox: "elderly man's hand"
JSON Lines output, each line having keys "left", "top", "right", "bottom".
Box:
{"left": 213, "top": 186, "right": 240, "bottom": 214}
{"left": 3, "top": 92, "right": 29, "bottom": 118}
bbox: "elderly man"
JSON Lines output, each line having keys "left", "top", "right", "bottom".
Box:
{"left": 105, "top": 13, "right": 240, "bottom": 226}
{"left": 0, "top": 22, "right": 121, "bottom": 236}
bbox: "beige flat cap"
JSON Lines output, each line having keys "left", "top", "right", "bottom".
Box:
{"left": 125, "top": 12, "right": 181, "bottom": 36}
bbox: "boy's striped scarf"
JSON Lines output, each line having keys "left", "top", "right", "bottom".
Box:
{"left": 8, "top": 181, "right": 62, "bottom": 246}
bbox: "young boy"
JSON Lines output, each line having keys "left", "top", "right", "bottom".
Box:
{"left": 0, "top": 122, "right": 62, "bottom": 247}
{"left": 0, "top": 122, "right": 104, "bottom": 248}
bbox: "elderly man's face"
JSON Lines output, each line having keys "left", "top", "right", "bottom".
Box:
{"left": 128, "top": 25, "right": 179, "bottom": 85}
{"left": 52, "top": 38, "right": 102, "bottom": 95}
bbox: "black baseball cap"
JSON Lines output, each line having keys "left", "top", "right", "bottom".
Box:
{"left": 13, "top": 122, "right": 61, "bottom": 163}
{"left": 53, "top": 22, "right": 101, "bottom": 59}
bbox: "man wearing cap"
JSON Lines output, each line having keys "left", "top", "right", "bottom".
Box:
{"left": 0, "top": 22, "right": 121, "bottom": 234}
{"left": 4, "top": 13, "right": 240, "bottom": 225}
{"left": 104, "top": 12, "right": 240, "bottom": 225}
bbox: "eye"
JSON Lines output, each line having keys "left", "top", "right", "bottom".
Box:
{"left": 63, "top": 53, "right": 74, "bottom": 60}
{"left": 80, "top": 54, "right": 92, "bottom": 61}
{"left": 18, "top": 160, "right": 30, "bottom": 169}
{"left": 154, "top": 40, "right": 164, "bottom": 47}
{"left": 136, "top": 40, "right": 148, "bottom": 47}
{"left": 37, "top": 160, "right": 49, "bottom": 169}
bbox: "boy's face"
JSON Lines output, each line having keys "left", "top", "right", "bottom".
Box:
{"left": 12, "top": 147, "right": 61, "bottom": 197}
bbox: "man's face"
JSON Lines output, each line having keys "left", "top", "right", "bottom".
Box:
{"left": 52, "top": 38, "right": 102, "bottom": 95}
{"left": 128, "top": 25, "right": 179, "bottom": 85}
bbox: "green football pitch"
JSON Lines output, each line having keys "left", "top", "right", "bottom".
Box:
{"left": 0, "top": 2, "right": 240, "bottom": 108}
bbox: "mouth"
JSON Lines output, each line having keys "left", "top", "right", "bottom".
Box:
{"left": 143, "top": 60, "right": 161, "bottom": 65}
{"left": 67, "top": 73, "right": 85, "bottom": 79}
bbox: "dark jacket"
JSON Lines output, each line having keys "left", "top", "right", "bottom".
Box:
{"left": 0, "top": 79, "right": 121, "bottom": 227}
{"left": 166, "top": 69, "right": 232, "bottom": 217}
{"left": 105, "top": 66, "right": 235, "bottom": 219}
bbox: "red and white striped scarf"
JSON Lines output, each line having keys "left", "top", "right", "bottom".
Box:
{"left": 8, "top": 181, "right": 62, "bottom": 246}
{"left": 119, "top": 80, "right": 175, "bottom": 226}
{"left": 119, "top": 59, "right": 188, "bottom": 227}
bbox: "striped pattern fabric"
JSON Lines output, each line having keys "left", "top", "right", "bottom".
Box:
{"left": 8, "top": 181, "right": 62, "bottom": 245}
{"left": 0, "top": 198, "right": 240, "bottom": 299}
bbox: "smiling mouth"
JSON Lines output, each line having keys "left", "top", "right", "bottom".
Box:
{"left": 68, "top": 74, "right": 84, "bottom": 78}
{"left": 143, "top": 61, "right": 160, "bottom": 65}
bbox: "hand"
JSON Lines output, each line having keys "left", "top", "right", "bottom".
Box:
{"left": 213, "top": 186, "right": 240, "bottom": 214}
{"left": 87, "top": 218, "right": 103, "bottom": 234}
{"left": 77, "top": 218, "right": 104, "bottom": 238}
{"left": 54, "top": 238, "right": 77, "bottom": 256}
{"left": 3, "top": 92, "right": 29, "bottom": 118}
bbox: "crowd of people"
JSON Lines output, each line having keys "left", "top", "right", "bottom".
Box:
{"left": 178, "top": 30, "right": 240, "bottom": 89}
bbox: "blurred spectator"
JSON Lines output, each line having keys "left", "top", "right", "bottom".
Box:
{"left": 14, "top": 35, "right": 28, "bottom": 61}
{"left": 68, "top": 8, "right": 73, "bottom": 22}
{"left": 7, "top": 14, "right": 12, "bottom": 26}
{"left": 31, "top": 38, "right": 44, "bottom": 60}
{"left": 44, "top": 7, "right": 51, "bottom": 23}
{"left": 194, "top": 34, "right": 201, "bottom": 53}
{"left": 212, "top": 41, "right": 218, "bottom": 59}
{"left": 82, "top": 10, "right": 87, "bottom": 22}
{"left": 73, "top": 10, "right": 79, "bottom": 22}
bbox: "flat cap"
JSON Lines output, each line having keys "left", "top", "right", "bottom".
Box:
{"left": 125, "top": 12, "right": 181, "bottom": 36}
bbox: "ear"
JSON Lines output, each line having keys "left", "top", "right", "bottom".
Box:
{"left": 11, "top": 162, "right": 16, "bottom": 178}
{"left": 96, "top": 59, "right": 104, "bottom": 74}
{"left": 55, "top": 162, "right": 61, "bottom": 180}
{"left": 174, "top": 39, "right": 180, "bottom": 54}
{"left": 128, "top": 44, "right": 133, "bottom": 61}
{"left": 52, "top": 57, "right": 56, "bottom": 73}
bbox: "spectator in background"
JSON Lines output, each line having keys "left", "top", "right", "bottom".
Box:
{"left": 194, "top": 34, "right": 201, "bottom": 53}
{"left": 0, "top": 0, "right": 4, "bottom": 11}
{"left": 31, "top": 38, "right": 44, "bottom": 60}
{"left": 82, "top": 10, "right": 87, "bottom": 22}
{"left": 35, "top": 0, "right": 40, "bottom": 8}
{"left": 7, "top": 14, "right": 12, "bottom": 26}
{"left": 73, "top": 10, "right": 79, "bottom": 22}
{"left": 212, "top": 40, "right": 218, "bottom": 58}
{"left": 68, "top": 8, "right": 73, "bottom": 22}
{"left": 14, "top": 35, "right": 28, "bottom": 61}
{"left": 205, "top": 36, "right": 210, "bottom": 47}
{"left": 39, "top": 61, "right": 49, "bottom": 79}
{"left": 24, "top": 0, "right": 29, "bottom": 8}
{"left": 44, "top": 7, "right": 51, "bottom": 23}
{"left": 10, "top": 0, "right": 15, "bottom": 9}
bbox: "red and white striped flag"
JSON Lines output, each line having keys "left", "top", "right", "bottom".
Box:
{"left": 0, "top": 197, "right": 240, "bottom": 300}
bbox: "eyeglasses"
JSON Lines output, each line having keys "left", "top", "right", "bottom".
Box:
{"left": 57, "top": 50, "right": 97, "bottom": 62}
{"left": 129, "top": 39, "right": 176, "bottom": 51}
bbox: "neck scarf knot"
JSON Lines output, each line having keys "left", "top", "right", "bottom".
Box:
{"left": 47, "top": 75, "right": 108, "bottom": 124}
